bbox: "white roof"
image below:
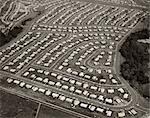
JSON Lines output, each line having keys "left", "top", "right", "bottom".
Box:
{"left": 62, "top": 85, "right": 69, "bottom": 90}
{"left": 100, "top": 79, "right": 106, "bottom": 83}
{"left": 105, "top": 98, "right": 113, "bottom": 103}
{"left": 89, "top": 105, "right": 96, "bottom": 111}
{"left": 98, "top": 95, "right": 104, "bottom": 101}
{"left": 59, "top": 95, "right": 66, "bottom": 101}
{"left": 66, "top": 68, "right": 72, "bottom": 73}
{"left": 108, "top": 89, "right": 114, "bottom": 93}
{"left": 43, "top": 78, "right": 49, "bottom": 83}
{"left": 30, "top": 74, "right": 36, "bottom": 79}
{"left": 51, "top": 72, "right": 57, "bottom": 77}
{"left": 74, "top": 100, "right": 80, "bottom": 106}
{"left": 20, "top": 82, "right": 25, "bottom": 87}
{"left": 130, "top": 109, "right": 137, "bottom": 115}
{"left": 52, "top": 93, "right": 59, "bottom": 98}
{"left": 112, "top": 79, "right": 117, "bottom": 84}
{"left": 55, "top": 82, "right": 62, "bottom": 87}
{"left": 92, "top": 76, "right": 98, "bottom": 81}
{"left": 36, "top": 77, "right": 43, "bottom": 81}
{"left": 10, "top": 69, "right": 16, "bottom": 72}
{"left": 80, "top": 103, "right": 88, "bottom": 108}
{"left": 123, "top": 93, "right": 129, "bottom": 99}
{"left": 79, "top": 72, "right": 84, "bottom": 77}
{"left": 3, "top": 66, "right": 9, "bottom": 70}
{"left": 69, "top": 79, "right": 75, "bottom": 84}
{"left": 76, "top": 81, "right": 82, "bottom": 86}
{"left": 38, "top": 88, "right": 45, "bottom": 93}
{"left": 118, "top": 88, "right": 125, "bottom": 93}
{"left": 45, "top": 90, "right": 51, "bottom": 96}
{"left": 118, "top": 111, "right": 125, "bottom": 117}
{"left": 62, "top": 77, "right": 69, "bottom": 81}
{"left": 26, "top": 84, "right": 32, "bottom": 89}
{"left": 62, "top": 62, "right": 68, "bottom": 66}
{"left": 83, "top": 83, "right": 89, "bottom": 88}
{"left": 66, "top": 98, "right": 73, "bottom": 103}
{"left": 7, "top": 78, "right": 13, "bottom": 83}
{"left": 105, "top": 62, "right": 111, "bottom": 65}
{"left": 13, "top": 80, "right": 20, "bottom": 84}
{"left": 48, "top": 81, "right": 55, "bottom": 85}
{"left": 58, "top": 65, "right": 63, "bottom": 70}
{"left": 72, "top": 71, "right": 78, "bottom": 75}
{"left": 83, "top": 90, "right": 89, "bottom": 96}
{"left": 90, "top": 86, "right": 97, "bottom": 90}
{"left": 84, "top": 75, "right": 91, "bottom": 79}
{"left": 116, "top": 98, "right": 122, "bottom": 103}
{"left": 37, "top": 69, "right": 43, "bottom": 73}
{"left": 75, "top": 62, "right": 80, "bottom": 65}
{"left": 89, "top": 94, "right": 97, "bottom": 98}
{"left": 57, "top": 75, "right": 62, "bottom": 80}
{"left": 44, "top": 71, "right": 50, "bottom": 75}
{"left": 32, "top": 86, "right": 38, "bottom": 91}
{"left": 75, "top": 89, "right": 82, "bottom": 94}
{"left": 96, "top": 107, "right": 104, "bottom": 113}
{"left": 109, "top": 74, "right": 113, "bottom": 79}
{"left": 96, "top": 69, "right": 102, "bottom": 74}
{"left": 106, "top": 110, "right": 112, "bottom": 117}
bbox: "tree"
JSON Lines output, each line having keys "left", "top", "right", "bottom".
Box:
{"left": 119, "top": 29, "right": 149, "bottom": 99}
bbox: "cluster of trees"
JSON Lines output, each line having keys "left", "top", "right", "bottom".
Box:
{"left": 0, "top": 26, "right": 23, "bottom": 47}
{"left": 21, "top": 18, "right": 33, "bottom": 26}
{"left": 0, "top": 7, "right": 44, "bottom": 47}
{"left": 119, "top": 29, "right": 150, "bottom": 99}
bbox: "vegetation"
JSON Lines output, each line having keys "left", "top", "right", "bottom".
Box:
{"left": 0, "top": 6, "right": 43, "bottom": 47}
{"left": 119, "top": 29, "right": 150, "bottom": 99}
{"left": 0, "top": 31, "right": 6, "bottom": 46}
{"left": 21, "top": 18, "right": 33, "bottom": 26}
{"left": 0, "top": 26, "right": 23, "bottom": 47}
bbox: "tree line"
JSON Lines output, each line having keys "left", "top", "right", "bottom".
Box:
{"left": 0, "top": 26, "right": 23, "bottom": 47}
{"left": 119, "top": 29, "right": 150, "bottom": 99}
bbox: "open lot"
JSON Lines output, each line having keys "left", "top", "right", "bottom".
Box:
{"left": 0, "top": 89, "right": 38, "bottom": 118}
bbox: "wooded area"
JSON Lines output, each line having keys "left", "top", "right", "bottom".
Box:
{"left": 0, "top": 26, "right": 23, "bottom": 47}
{"left": 119, "top": 29, "right": 150, "bottom": 99}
